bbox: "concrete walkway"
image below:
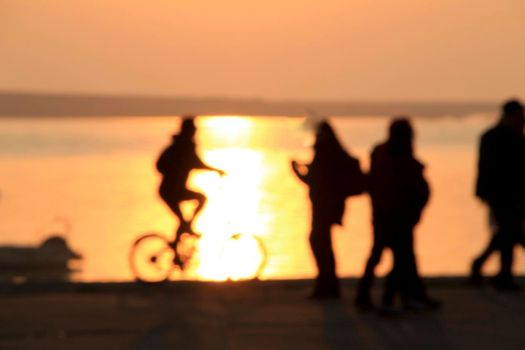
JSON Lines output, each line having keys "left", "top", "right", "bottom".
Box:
{"left": 0, "top": 278, "right": 524, "bottom": 350}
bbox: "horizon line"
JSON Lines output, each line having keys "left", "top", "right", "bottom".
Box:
{"left": 0, "top": 90, "right": 500, "bottom": 117}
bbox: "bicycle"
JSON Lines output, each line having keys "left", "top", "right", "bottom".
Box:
{"left": 129, "top": 230, "right": 267, "bottom": 283}
{"left": 129, "top": 180, "right": 268, "bottom": 283}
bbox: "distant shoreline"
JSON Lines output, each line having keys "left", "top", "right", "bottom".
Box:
{"left": 0, "top": 91, "right": 498, "bottom": 118}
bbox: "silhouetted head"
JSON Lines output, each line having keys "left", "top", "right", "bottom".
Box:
{"left": 315, "top": 120, "right": 340, "bottom": 149}
{"left": 177, "top": 116, "right": 197, "bottom": 140}
{"left": 387, "top": 117, "right": 413, "bottom": 156}
{"left": 316, "top": 120, "right": 335, "bottom": 141}
{"left": 312, "top": 120, "right": 349, "bottom": 163}
{"left": 501, "top": 99, "right": 524, "bottom": 135}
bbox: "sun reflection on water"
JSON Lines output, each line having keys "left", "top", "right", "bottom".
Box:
{"left": 184, "top": 117, "right": 270, "bottom": 280}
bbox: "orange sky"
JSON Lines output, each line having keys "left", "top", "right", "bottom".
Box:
{"left": 1, "top": 0, "right": 524, "bottom": 101}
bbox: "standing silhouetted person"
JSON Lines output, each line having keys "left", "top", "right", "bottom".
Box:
{"left": 356, "top": 118, "right": 440, "bottom": 312}
{"left": 156, "top": 117, "right": 225, "bottom": 251}
{"left": 470, "top": 100, "right": 525, "bottom": 290}
{"left": 291, "top": 120, "right": 364, "bottom": 299}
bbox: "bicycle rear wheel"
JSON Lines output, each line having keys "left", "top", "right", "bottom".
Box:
{"left": 130, "top": 233, "right": 174, "bottom": 283}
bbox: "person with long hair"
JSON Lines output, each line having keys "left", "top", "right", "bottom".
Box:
{"left": 291, "top": 120, "right": 361, "bottom": 299}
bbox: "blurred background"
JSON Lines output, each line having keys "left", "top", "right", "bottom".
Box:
{"left": 1, "top": 1, "right": 524, "bottom": 281}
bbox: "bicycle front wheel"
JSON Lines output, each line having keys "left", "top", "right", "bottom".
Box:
{"left": 129, "top": 233, "right": 174, "bottom": 283}
{"left": 220, "top": 233, "right": 268, "bottom": 281}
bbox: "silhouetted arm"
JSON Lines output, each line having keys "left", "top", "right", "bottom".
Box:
{"left": 475, "top": 135, "right": 494, "bottom": 202}
{"left": 194, "top": 155, "right": 226, "bottom": 176}
{"left": 291, "top": 160, "right": 309, "bottom": 184}
{"left": 410, "top": 161, "right": 430, "bottom": 225}
{"left": 420, "top": 174, "right": 430, "bottom": 208}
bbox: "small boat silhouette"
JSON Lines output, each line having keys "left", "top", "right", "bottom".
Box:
{"left": 0, "top": 236, "right": 82, "bottom": 281}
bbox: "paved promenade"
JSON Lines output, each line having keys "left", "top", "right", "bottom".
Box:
{"left": 0, "top": 278, "right": 524, "bottom": 350}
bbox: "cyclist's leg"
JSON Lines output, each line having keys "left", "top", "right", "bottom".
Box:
{"left": 182, "top": 190, "right": 207, "bottom": 232}
{"left": 159, "top": 188, "right": 187, "bottom": 242}
{"left": 165, "top": 199, "right": 185, "bottom": 226}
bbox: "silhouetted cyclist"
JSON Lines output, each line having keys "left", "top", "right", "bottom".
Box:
{"left": 156, "top": 117, "right": 225, "bottom": 248}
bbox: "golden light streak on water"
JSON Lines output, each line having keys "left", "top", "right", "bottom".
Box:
{"left": 189, "top": 147, "right": 268, "bottom": 280}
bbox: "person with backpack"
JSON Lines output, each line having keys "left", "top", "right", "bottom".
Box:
{"left": 156, "top": 117, "right": 225, "bottom": 249}
{"left": 291, "top": 120, "right": 365, "bottom": 299}
{"left": 355, "top": 118, "right": 440, "bottom": 312}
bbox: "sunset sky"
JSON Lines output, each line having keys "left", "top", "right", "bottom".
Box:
{"left": 1, "top": 0, "right": 525, "bottom": 101}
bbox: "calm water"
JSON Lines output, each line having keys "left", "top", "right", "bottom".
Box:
{"left": 0, "top": 114, "right": 522, "bottom": 281}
